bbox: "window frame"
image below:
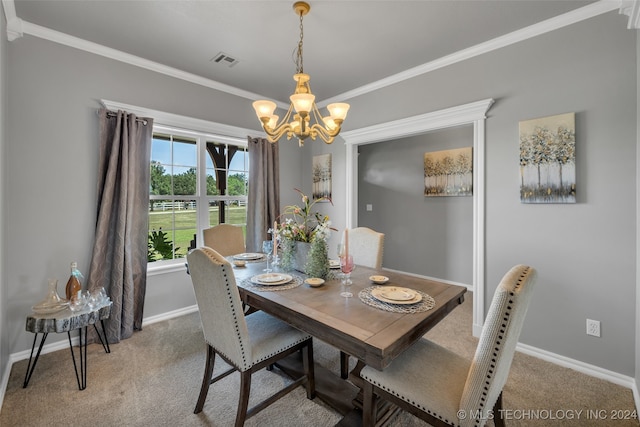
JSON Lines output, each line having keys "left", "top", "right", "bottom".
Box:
{"left": 148, "top": 126, "right": 249, "bottom": 269}
{"left": 100, "top": 99, "right": 257, "bottom": 275}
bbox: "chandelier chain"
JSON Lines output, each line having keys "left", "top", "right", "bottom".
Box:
{"left": 296, "top": 10, "right": 304, "bottom": 74}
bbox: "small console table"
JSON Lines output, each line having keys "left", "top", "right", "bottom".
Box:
{"left": 24, "top": 301, "right": 112, "bottom": 390}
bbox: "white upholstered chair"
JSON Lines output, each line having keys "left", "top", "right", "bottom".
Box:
{"left": 346, "top": 227, "right": 384, "bottom": 269}
{"left": 203, "top": 223, "right": 246, "bottom": 257}
{"left": 187, "top": 247, "right": 315, "bottom": 426}
{"left": 339, "top": 227, "right": 385, "bottom": 378}
{"left": 361, "top": 264, "right": 537, "bottom": 427}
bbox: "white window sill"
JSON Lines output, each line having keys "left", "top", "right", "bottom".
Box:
{"left": 147, "top": 259, "right": 187, "bottom": 277}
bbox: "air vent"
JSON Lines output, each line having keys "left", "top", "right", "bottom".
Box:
{"left": 211, "top": 52, "right": 239, "bottom": 68}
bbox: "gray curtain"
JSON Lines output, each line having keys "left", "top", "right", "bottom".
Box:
{"left": 88, "top": 109, "right": 153, "bottom": 343}
{"left": 246, "top": 137, "right": 280, "bottom": 252}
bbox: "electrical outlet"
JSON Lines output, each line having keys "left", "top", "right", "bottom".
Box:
{"left": 586, "top": 319, "right": 600, "bottom": 337}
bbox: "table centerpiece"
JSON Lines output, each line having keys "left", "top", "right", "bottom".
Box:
{"left": 274, "top": 188, "right": 334, "bottom": 279}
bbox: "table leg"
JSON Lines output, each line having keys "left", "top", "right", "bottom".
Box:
{"left": 68, "top": 327, "right": 88, "bottom": 390}
{"left": 23, "top": 332, "right": 48, "bottom": 388}
{"left": 93, "top": 320, "right": 111, "bottom": 354}
{"left": 340, "top": 360, "right": 400, "bottom": 427}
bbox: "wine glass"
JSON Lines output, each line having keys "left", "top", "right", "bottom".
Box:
{"left": 262, "top": 240, "right": 274, "bottom": 273}
{"left": 340, "top": 254, "right": 354, "bottom": 298}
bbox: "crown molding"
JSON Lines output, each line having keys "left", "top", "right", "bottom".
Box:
{"left": 1, "top": 1, "right": 288, "bottom": 109}
{"left": 2, "top": 0, "right": 627, "bottom": 106}
{"left": 2, "top": 0, "right": 22, "bottom": 41}
{"left": 620, "top": 0, "right": 640, "bottom": 28}
{"left": 341, "top": 98, "right": 494, "bottom": 146}
{"left": 320, "top": 0, "right": 621, "bottom": 106}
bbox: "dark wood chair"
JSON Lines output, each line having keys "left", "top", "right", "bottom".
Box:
{"left": 361, "top": 264, "right": 537, "bottom": 427}
{"left": 187, "top": 247, "right": 315, "bottom": 426}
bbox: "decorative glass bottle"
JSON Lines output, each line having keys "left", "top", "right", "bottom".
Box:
{"left": 65, "top": 262, "right": 83, "bottom": 301}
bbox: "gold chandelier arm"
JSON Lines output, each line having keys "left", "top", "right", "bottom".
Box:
{"left": 260, "top": 104, "right": 295, "bottom": 142}
{"left": 264, "top": 123, "right": 293, "bottom": 142}
{"left": 310, "top": 123, "right": 341, "bottom": 144}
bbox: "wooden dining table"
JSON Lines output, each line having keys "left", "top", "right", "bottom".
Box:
{"left": 231, "top": 257, "right": 466, "bottom": 425}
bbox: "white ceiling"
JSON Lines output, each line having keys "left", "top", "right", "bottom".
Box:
{"left": 7, "top": 0, "right": 625, "bottom": 107}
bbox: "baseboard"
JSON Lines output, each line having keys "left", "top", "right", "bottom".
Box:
{"left": 516, "top": 343, "right": 639, "bottom": 412}
{"left": 0, "top": 304, "right": 199, "bottom": 413}
{"left": 140, "top": 304, "right": 198, "bottom": 327}
{"left": 381, "top": 267, "right": 473, "bottom": 291}
{"left": 2, "top": 304, "right": 637, "bottom": 416}
{"left": 383, "top": 267, "right": 640, "bottom": 412}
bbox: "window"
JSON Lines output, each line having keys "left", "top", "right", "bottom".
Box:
{"left": 148, "top": 126, "right": 248, "bottom": 263}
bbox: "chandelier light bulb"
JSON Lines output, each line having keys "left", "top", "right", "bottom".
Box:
{"left": 290, "top": 93, "right": 315, "bottom": 114}
{"left": 252, "top": 100, "right": 277, "bottom": 119}
{"left": 327, "top": 103, "right": 350, "bottom": 121}
{"left": 323, "top": 116, "right": 337, "bottom": 131}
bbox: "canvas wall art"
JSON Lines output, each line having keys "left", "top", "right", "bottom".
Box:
{"left": 312, "top": 153, "right": 332, "bottom": 200}
{"left": 519, "top": 112, "right": 576, "bottom": 203}
{"left": 424, "top": 147, "right": 473, "bottom": 197}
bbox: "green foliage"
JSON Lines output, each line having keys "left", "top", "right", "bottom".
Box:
{"left": 148, "top": 229, "right": 180, "bottom": 262}
{"left": 206, "top": 175, "right": 219, "bottom": 195}
{"left": 150, "top": 161, "right": 171, "bottom": 196}
{"left": 227, "top": 173, "right": 247, "bottom": 196}
{"left": 304, "top": 235, "right": 330, "bottom": 280}
{"left": 173, "top": 167, "right": 196, "bottom": 195}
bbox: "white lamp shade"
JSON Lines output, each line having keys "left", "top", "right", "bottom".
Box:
{"left": 290, "top": 93, "right": 315, "bottom": 114}
{"left": 323, "top": 116, "right": 337, "bottom": 131}
{"left": 267, "top": 115, "right": 279, "bottom": 129}
{"left": 327, "top": 103, "right": 350, "bottom": 121}
{"left": 253, "top": 100, "right": 277, "bottom": 118}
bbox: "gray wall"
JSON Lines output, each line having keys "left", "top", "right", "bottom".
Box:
{"left": 1, "top": 9, "right": 637, "bottom": 382}
{"left": 342, "top": 11, "right": 637, "bottom": 376}
{"left": 358, "top": 127, "right": 474, "bottom": 284}
{"left": 1, "top": 10, "right": 8, "bottom": 377}
{"left": 3, "top": 35, "right": 269, "bottom": 354}
{"left": 636, "top": 28, "right": 640, "bottom": 398}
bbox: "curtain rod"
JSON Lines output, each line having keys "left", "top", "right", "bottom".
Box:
{"left": 105, "top": 110, "right": 149, "bottom": 126}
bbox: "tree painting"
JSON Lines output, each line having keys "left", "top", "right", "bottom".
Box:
{"left": 312, "top": 154, "right": 331, "bottom": 200}
{"left": 424, "top": 147, "right": 473, "bottom": 197}
{"left": 519, "top": 112, "right": 575, "bottom": 203}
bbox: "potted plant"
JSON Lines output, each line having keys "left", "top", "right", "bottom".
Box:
{"left": 275, "top": 189, "right": 333, "bottom": 278}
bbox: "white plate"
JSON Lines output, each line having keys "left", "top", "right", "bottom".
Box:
{"left": 329, "top": 259, "right": 341, "bottom": 269}
{"left": 234, "top": 253, "right": 264, "bottom": 260}
{"left": 371, "top": 287, "right": 422, "bottom": 305}
{"left": 251, "top": 273, "right": 293, "bottom": 286}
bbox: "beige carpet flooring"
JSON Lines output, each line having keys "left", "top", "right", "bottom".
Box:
{"left": 1, "top": 293, "right": 638, "bottom": 427}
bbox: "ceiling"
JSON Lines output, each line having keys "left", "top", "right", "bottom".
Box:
{"left": 8, "top": 0, "right": 607, "bottom": 106}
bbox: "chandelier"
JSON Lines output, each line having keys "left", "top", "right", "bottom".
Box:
{"left": 252, "top": 1, "right": 350, "bottom": 147}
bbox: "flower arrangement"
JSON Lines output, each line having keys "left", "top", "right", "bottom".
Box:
{"left": 275, "top": 189, "right": 333, "bottom": 277}
{"left": 276, "top": 188, "right": 332, "bottom": 243}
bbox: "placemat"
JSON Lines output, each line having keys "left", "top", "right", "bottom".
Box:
{"left": 241, "top": 275, "right": 304, "bottom": 292}
{"left": 359, "top": 286, "right": 435, "bottom": 313}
